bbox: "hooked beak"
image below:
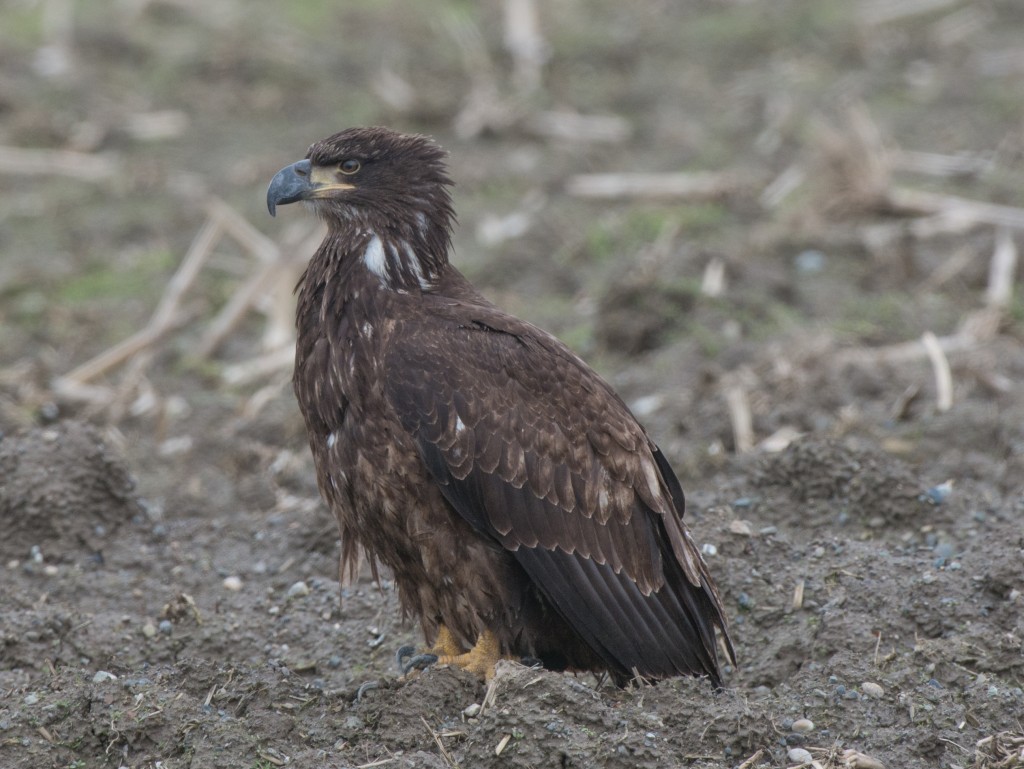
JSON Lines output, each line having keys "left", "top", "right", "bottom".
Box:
{"left": 267, "top": 159, "right": 313, "bottom": 217}
{"left": 267, "top": 159, "right": 359, "bottom": 216}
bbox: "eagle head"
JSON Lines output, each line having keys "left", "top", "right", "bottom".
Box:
{"left": 267, "top": 126, "right": 454, "bottom": 228}
{"left": 267, "top": 127, "right": 456, "bottom": 290}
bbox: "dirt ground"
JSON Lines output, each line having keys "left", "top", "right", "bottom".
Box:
{"left": 2, "top": 2, "right": 1023, "bottom": 768}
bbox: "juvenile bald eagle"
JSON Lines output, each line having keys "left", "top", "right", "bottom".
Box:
{"left": 267, "top": 127, "right": 734, "bottom": 685}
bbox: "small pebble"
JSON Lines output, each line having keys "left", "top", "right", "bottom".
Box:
{"left": 933, "top": 542, "right": 955, "bottom": 559}
{"left": 787, "top": 747, "right": 813, "bottom": 764}
{"left": 223, "top": 576, "right": 243, "bottom": 591}
{"left": 23, "top": 693, "right": 39, "bottom": 705}
{"left": 43, "top": 565, "right": 59, "bottom": 576}
{"left": 92, "top": 671, "right": 117, "bottom": 683}
{"left": 701, "top": 543, "right": 718, "bottom": 557}
{"left": 141, "top": 622, "right": 157, "bottom": 638}
{"left": 794, "top": 249, "right": 826, "bottom": 274}
{"left": 861, "top": 681, "right": 884, "bottom": 698}
{"left": 737, "top": 592, "right": 753, "bottom": 610}
{"left": 463, "top": 703, "right": 481, "bottom": 718}
{"left": 158, "top": 620, "right": 173, "bottom": 635}
{"left": 327, "top": 655, "right": 342, "bottom": 669}
{"left": 729, "top": 519, "right": 753, "bottom": 536}
{"left": 923, "top": 481, "right": 953, "bottom": 505}
{"left": 792, "top": 718, "right": 814, "bottom": 734}
{"left": 286, "top": 580, "right": 310, "bottom": 599}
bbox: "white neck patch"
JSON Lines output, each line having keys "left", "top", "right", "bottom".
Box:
{"left": 362, "top": 235, "right": 387, "bottom": 281}
{"left": 361, "top": 231, "right": 433, "bottom": 291}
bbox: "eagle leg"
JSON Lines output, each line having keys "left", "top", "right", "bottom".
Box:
{"left": 396, "top": 624, "right": 465, "bottom": 675}
{"left": 430, "top": 624, "right": 466, "bottom": 657}
{"left": 434, "top": 628, "right": 504, "bottom": 681}
{"left": 397, "top": 628, "right": 506, "bottom": 680}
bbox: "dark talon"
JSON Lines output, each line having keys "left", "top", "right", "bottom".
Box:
{"left": 396, "top": 645, "right": 417, "bottom": 670}
{"left": 403, "top": 653, "right": 439, "bottom": 675}
{"left": 355, "top": 680, "right": 379, "bottom": 702}
{"left": 396, "top": 646, "right": 439, "bottom": 675}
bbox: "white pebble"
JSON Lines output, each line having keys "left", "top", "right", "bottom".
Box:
{"left": 158, "top": 435, "right": 193, "bottom": 456}
{"left": 141, "top": 622, "right": 157, "bottom": 638}
{"left": 701, "top": 543, "right": 718, "bottom": 557}
{"left": 286, "top": 580, "right": 310, "bottom": 598}
{"left": 92, "top": 671, "right": 117, "bottom": 683}
{"left": 791, "top": 718, "right": 814, "bottom": 734}
{"left": 43, "top": 565, "right": 59, "bottom": 576}
{"left": 861, "top": 681, "right": 884, "bottom": 698}
{"left": 787, "top": 747, "right": 813, "bottom": 764}
{"left": 729, "top": 519, "right": 753, "bottom": 536}
{"left": 223, "top": 576, "right": 243, "bottom": 591}
{"left": 463, "top": 703, "right": 481, "bottom": 718}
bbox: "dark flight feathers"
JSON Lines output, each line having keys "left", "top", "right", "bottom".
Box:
{"left": 385, "top": 301, "right": 732, "bottom": 682}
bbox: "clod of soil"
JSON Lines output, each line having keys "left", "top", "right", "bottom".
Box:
{"left": 0, "top": 421, "right": 141, "bottom": 562}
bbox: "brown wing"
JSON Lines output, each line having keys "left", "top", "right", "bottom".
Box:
{"left": 384, "top": 302, "right": 734, "bottom": 682}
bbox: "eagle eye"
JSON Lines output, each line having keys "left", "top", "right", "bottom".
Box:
{"left": 339, "top": 159, "right": 361, "bottom": 175}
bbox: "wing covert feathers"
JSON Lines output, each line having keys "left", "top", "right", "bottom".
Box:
{"left": 384, "top": 303, "right": 733, "bottom": 682}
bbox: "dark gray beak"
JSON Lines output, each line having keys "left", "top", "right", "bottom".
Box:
{"left": 266, "top": 159, "right": 313, "bottom": 216}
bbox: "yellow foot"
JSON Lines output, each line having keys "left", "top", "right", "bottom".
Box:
{"left": 436, "top": 629, "right": 504, "bottom": 681}
{"left": 429, "top": 625, "right": 465, "bottom": 658}
{"left": 397, "top": 627, "right": 507, "bottom": 681}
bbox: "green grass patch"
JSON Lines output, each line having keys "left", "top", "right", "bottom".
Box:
{"left": 57, "top": 250, "right": 176, "bottom": 306}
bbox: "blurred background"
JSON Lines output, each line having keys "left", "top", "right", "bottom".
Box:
{"left": 2, "top": 0, "right": 1023, "bottom": 469}
{"left": 2, "top": 2, "right": 1024, "bottom": 766}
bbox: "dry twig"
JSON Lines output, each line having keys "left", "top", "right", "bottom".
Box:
{"left": 503, "top": 0, "right": 548, "bottom": 96}
{"left": 973, "top": 730, "right": 1024, "bottom": 768}
{"left": 566, "top": 170, "right": 755, "bottom": 201}
{"left": 57, "top": 216, "right": 221, "bottom": 388}
{"left": 723, "top": 377, "right": 755, "bottom": 454}
{"left": 0, "top": 145, "right": 119, "bottom": 182}
{"left": 420, "top": 716, "right": 460, "bottom": 769}
{"left": 985, "top": 227, "right": 1018, "bottom": 309}
{"left": 886, "top": 187, "right": 1024, "bottom": 232}
{"left": 921, "top": 331, "right": 953, "bottom": 412}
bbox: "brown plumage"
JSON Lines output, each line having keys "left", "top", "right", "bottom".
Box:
{"left": 267, "top": 126, "right": 735, "bottom": 685}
